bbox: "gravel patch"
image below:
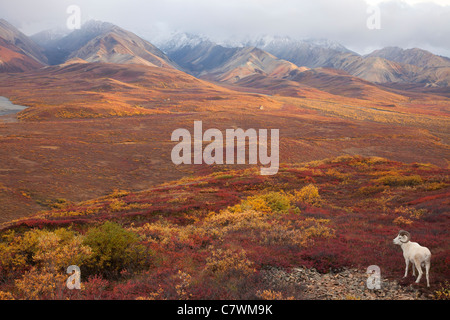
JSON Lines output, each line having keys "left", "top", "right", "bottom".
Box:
{"left": 261, "top": 266, "right": 432, "bottom": 300}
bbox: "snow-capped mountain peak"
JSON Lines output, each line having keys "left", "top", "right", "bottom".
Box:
{"left": 154, "top": 32, "right": 213, "bottom": 53}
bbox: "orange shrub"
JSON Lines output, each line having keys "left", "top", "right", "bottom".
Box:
{"left": 205, "top": 247, "right": 255, "bottom": 277}
{"left": 393, "top": 216, "right": 413, "bottom": 226}
{"left": 204, "top": 209, "right": 270, "bottom": 239}
{"left": 14, "top": 267, "right": 66, "bottom": 300}
{"left": 175, "top": 270, "right": 192, "bottom": 300}
{"left": 256, "top": 289, "right": 294, "bottom": 300}
{"left": 260, "top": 224, "right": 307, "bottom": 246}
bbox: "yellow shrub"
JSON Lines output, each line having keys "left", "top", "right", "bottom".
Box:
{"left": 300, "top": 218, "right": 335, "bottom": 240}
{"left": 242, "top": 196, "right": 273, "bottom": 213}
{"left": 108, "top": 199, "right": 152, "bottom": 213}
{"left": 1, "top": 228, "right": 91, "bottom": 277}
{"left": 130, "top": 221, "right": 178, "bottom": 244}
{"left": 394, "top": 206, "right": 428, "bottom": 219}
{"left": 108, "top": 189, "right": 130, "bottom": 198}
{"left": 20, "top": 228, "right": 91, "bottom": 273}
{"left": 49, "top": 207, "right": 101, "bottom": 218}
{"left": 377, "top": 174, "right": 422, "bottom": 187}
{"left": 205, "top": 209, "right": 270, "bottom": 238}
{"left": 434, "top": 281, "right": 450, "bottom": 300}
{"left": 228, "top": 191, "right": 292, "bottom": 214}
{"left": 0, "top": 233, "right": 28, "bottom": 275}
{"left": 292, "top": 184, "right": 322, "bottom": 206}
{"left": 109, "top": 199, "right": 128, "bottom": 212}
{"left": 129, "top": 220, "right": 207, "bottom": 247}
{"left": 424, "top": 182, "right": 448, "bottom": 191}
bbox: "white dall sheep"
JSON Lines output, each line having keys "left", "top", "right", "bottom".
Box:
{"left": 393, "top": 230, "right": 431, "bottom": 287}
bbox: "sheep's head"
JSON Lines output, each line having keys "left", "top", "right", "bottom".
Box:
{"left": 393, "top": 230, "right": 411, "bottom": 245}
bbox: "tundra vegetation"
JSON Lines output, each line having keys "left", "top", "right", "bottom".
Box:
{"left": 0, "top": 156, "right": 448, "bottom": 300}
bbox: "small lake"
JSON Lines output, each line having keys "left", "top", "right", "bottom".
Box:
{"left": 0, "top": 96, "right": 29, "bottom": 116}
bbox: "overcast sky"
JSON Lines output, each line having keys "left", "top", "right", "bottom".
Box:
{"left": 1, "top": 0, "right": 449, "bottom": 57}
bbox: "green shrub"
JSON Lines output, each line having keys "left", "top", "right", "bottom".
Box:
{"left": 83, "top": 222, "right": 149, "bottom": 277}
{"left": 259, "top": 192, "right": 291, "bottom": 212}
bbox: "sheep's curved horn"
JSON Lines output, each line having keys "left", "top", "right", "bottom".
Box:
{"left": 399, "top": 230, "right": 411, "bottom": 243}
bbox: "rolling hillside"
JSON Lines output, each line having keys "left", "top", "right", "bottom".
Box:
{"left": 0, "top": 60, "right": 282, "bottom": 121}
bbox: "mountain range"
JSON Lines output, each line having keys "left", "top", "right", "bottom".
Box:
{"left": 1, "top": 18, "right": 449, "bottom": 97}
{"left": 159, "top": 33, "right": 450, "bottom": 87}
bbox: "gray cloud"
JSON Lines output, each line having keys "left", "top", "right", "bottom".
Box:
{"left": 0, "top": 0, "right": 449, "bottom": 57}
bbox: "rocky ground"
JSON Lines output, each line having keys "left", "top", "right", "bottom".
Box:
{"left": 261, "top": 266, "right": 434, "bottom": 300}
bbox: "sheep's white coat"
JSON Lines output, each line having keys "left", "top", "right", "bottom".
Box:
{"left": 393, "top": 231, "right": 431, "bottom": 287}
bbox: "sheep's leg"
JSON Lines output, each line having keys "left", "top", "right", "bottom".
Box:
{"left": 414, "top": 259, "right": 423, "bottom": 284}
{"left": 404, "top": 259, "right": 409, "bottom": 278}
{"left": 425, "top": 260, "right": 431, "bottom": 287}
